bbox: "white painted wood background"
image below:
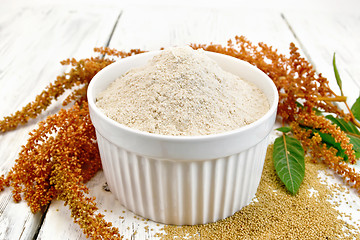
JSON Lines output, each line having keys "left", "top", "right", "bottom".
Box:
{"left": 0, "top": 0, "right": 360, "bottom": 239}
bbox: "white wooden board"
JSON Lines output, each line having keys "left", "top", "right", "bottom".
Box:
{"left": 0, "top": 5, "right": 120, "bottom": 240}
{"left": 283, "top": 11, "right": 360, "bottom": 105}
{"left": 109, "top": 5, "right": 297, "bottom": 54}
{"left": 0, "top": 2, "right": 359, "bottom": 239}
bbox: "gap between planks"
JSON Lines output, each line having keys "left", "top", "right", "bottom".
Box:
{"left": 29, "top": 10, "right": 124, "bottom": 240}
{"left": 104, "top": 10, "right": 123, "bottom": 50}
{"left": 280, "top": 12, "right": 317, "bottom": 69}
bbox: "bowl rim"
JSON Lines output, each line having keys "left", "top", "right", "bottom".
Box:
{"left": 87, "top": 50, "right": 279, "bottom": 142}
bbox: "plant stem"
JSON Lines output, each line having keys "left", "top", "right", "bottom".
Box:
{"left": 344, "top": 101, "right": 360, "bottom": 128}
{"left": 280, "top": 93, "right": 347, "bottom": 102}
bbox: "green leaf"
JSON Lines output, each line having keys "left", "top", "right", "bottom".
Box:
{"left": 296, "top": 101, "right": 304, "bottom": 108}
{"left": 351, "top": 95, "right": 360, "bottom": 122}
{"left": 276, "top": 126, "right": 291, "bottom": 133}
{"left": 325, "top": 115, "right": 360, "bottom": 159}
{"left": 296, "top": 101, "right": 323, "bottom": 115}
{"left": 333, "top": 53, "right": 344, "bottom": 96}
{"left": 326, "top": 115, "right": 360, "bottom": 135}
{"left": 314, "top": 129, "right": 348, "bottom": 160}
{"left": 313, "top": 107, "right": 324, "bottom": 116}
{"left": 302, "top": 124, "right": 349, "bottom": 160}
{"left": 273, "top": 135, "right": 305, "bottom": 195}
{"left": 348, "top": 135, "right": 360, "bottom": 154}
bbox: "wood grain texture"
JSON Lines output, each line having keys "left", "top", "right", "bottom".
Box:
{"left": 36, "top": 6, "right": 304, "bottom": 239}
{"left": 283, "top": 9, "right": 360, "bottom": 230}
{"left": 0, "top": 2, "right": 359, "bottom": 240}
{"left": 0, "top": 5, "right": 120, "bottom": 240}
{"left": 103, "top": 5, "right": 360, "bottom": 238}
{"left": 108, "top": 5, "right": 298, "bottom": 53}
{"left": 37, "top": 171, "right": 164, "bottom": 239}
{"left": 282, "top": 11, "right": 360, "bottom": 105}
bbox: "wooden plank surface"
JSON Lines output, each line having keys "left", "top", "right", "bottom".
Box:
{"left": 0, "top": 2, "right": 359, "bottom": 240}
{"left": 37, "top": 6, "right": 303, "bottom": 240}
{"left": 282, "top": 11, "right": 360, "bottom": 105}
{"left": 0, "top": 5, "right": 120, "bottom": 240}
{"left": 282, "top": 9, "right": 360, "bottom": 229}
{"left": 109, "top": 5, "right": 297, "bottom": 53}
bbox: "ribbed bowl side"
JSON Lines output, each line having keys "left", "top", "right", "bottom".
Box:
{"left": 96, "top": 130, "right": 269, "bottom": 225}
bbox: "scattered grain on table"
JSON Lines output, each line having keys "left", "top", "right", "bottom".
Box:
{"left": 157, "top": 145, "right": 360, "bottom": 239}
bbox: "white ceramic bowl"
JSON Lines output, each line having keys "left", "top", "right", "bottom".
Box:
{"left": 87, "top": 50, "right": 278, "bottom": 225}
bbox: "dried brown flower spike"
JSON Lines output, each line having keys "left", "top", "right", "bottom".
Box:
{"left": 190, "top": 36, "right": 359, "bottom": 194}
{"left": 0, "top": 57, "right": 114, "bottom": 132}
{"left": 1, "top": 101, "right": 121, "bottom": 239}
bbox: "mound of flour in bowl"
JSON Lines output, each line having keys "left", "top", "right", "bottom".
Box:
{"left": 96, "top": 46, "right": 269, "bottom": 136}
